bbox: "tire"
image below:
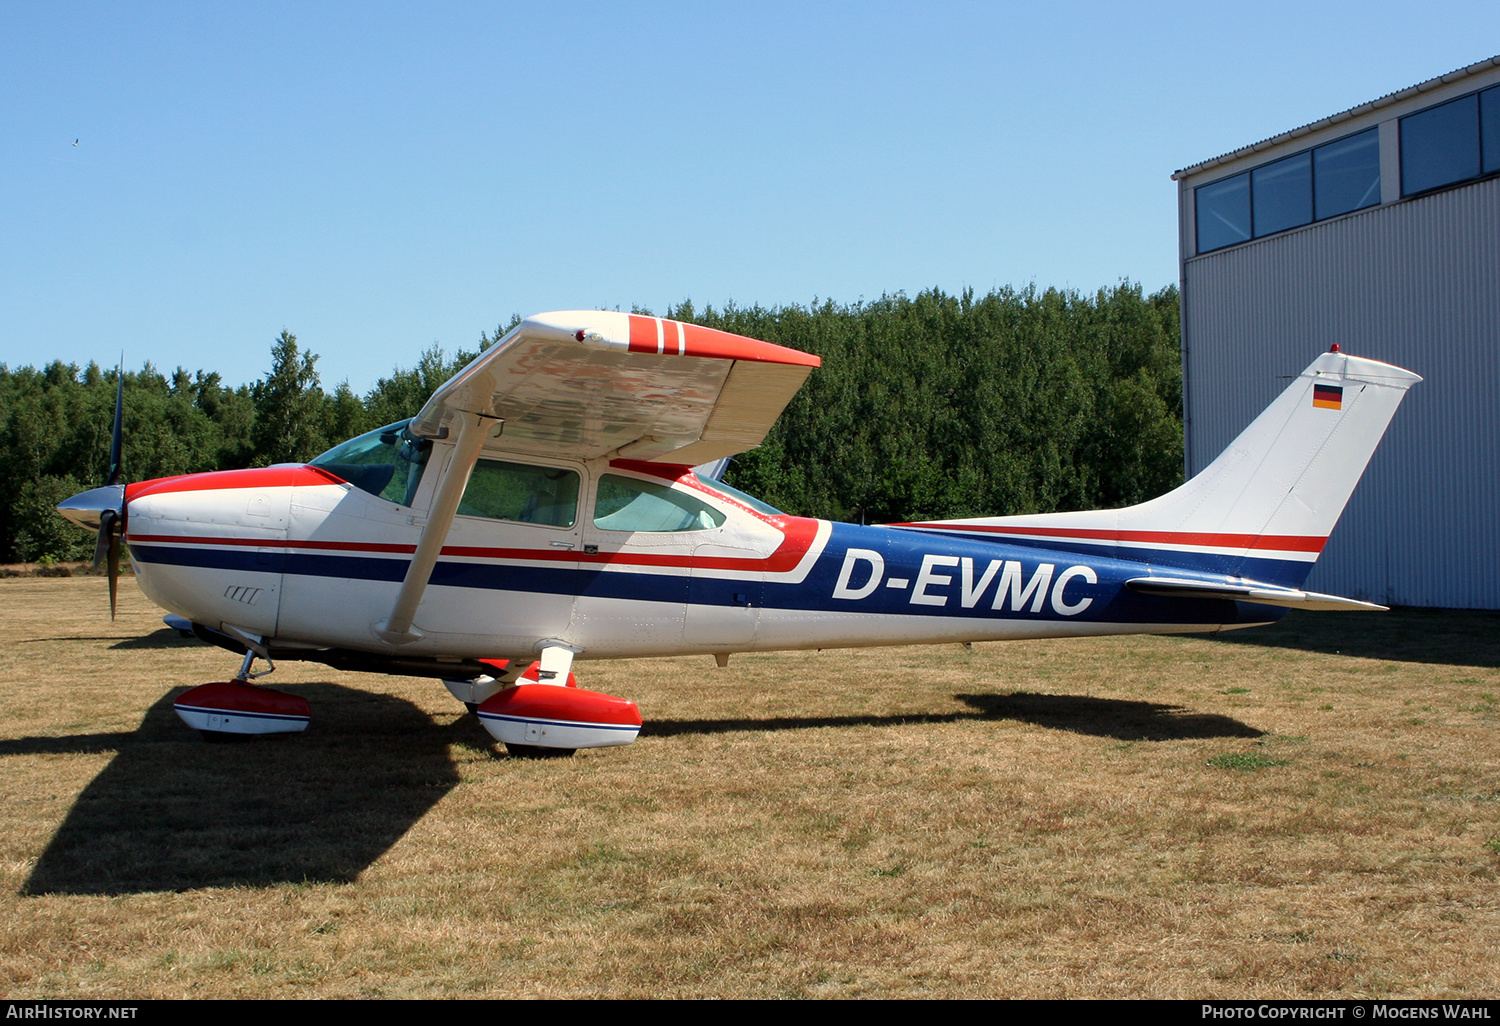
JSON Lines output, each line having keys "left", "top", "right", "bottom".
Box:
{"left": 505, "top": 743, "right": 576, "bottom": 759}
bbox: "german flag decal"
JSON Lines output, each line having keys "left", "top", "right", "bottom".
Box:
{"left": 1312, "top": 384, "right": 1343, "bottom": 410}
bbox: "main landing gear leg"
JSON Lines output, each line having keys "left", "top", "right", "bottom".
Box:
{"left": 172, "top": 648, "right": 311, "bottom": 741}
{"left": 442, "top": 663, "right": 512, "bottom": 714}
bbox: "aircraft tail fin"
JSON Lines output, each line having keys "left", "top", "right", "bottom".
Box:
{"left": 904, "top": 350, "right": 1420, "bottom": 589}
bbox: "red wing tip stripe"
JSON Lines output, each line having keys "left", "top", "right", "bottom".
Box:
{"left": 626, "top": 314, "right": 820, "bottom": 367}
{"left": 895, "top": 522, "right": 1327, "bottom": 553}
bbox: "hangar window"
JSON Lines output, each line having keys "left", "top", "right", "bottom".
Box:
{"left": 1195, "top": 127, "right": 1382, "bottom": 254}
{"left": 1253, "top": 152, "right": 1312, "bottom": 236}
{"left": 1314, "top": 128, "right": 1380, "bottom": 218}
{"left": 1485, "top": 87, "right": 1500, "bottom": 175}
{"left": 1401, "top": 85, "right": 1500, "bottom": 195}
{"left": 1195, "top": 173, "right": 1251, "bottom": 252}
{"left": 1402, "top": 94, "right": 1481, "bottom": 194}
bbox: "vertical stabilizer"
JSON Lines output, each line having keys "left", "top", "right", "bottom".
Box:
{"left": 902, "top": 351, "right": 1421, "bottom": 587}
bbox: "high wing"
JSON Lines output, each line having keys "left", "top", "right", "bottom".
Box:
{"left": 409, "top": 310, "right": 820, "bottom": 465}
{"left": 378, "top": 311, "right": 820, "bottom": 644}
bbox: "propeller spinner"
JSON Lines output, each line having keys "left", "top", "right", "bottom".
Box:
{"left": 56, "top": 366, "right": 126, "bottom": 618}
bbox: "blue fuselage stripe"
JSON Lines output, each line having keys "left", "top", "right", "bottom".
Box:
{"left": 131, "top": 519, "right": 1292, "bottom": 628}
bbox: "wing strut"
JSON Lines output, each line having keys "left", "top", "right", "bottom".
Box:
{"left": 375, "top": 411, "right": 493, "bottom": 645}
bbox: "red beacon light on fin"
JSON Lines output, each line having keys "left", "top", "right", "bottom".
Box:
{"left": 1329, "top": 343, "right": 1341, "bottom": 353}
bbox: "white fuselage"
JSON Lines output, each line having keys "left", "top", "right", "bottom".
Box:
{"left": 124, "top": 447, "right": 1256, "bottom": 668}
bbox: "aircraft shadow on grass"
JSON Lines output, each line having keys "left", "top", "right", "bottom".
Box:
{"left": 16, "top": 682, "right": 1259, "bottom": 895}
{"left": 1198, "top": 607, "right": 1500, "bottom": 669}
{"left": 18, "top": 629, "right": 200, "bottom": 650}
{"left": 106, "top": 629, "right": 205, "bottom": 651}
{"left": 645, "top": 692, "right": 1261, "bottom": 743}
{"left": 17, "top": 684, "right": 498, "bottom": 897}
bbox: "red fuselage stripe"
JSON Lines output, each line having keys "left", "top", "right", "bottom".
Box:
{"left": 128, "top": 517, "right": 821, "bottom": 573}
{"left": 892, "top": 522, "right": 1327, "bottom": 553}
{"left": 127, "top": 465, "right": 345, "bottom": 501}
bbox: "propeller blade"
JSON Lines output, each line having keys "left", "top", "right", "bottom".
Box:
{"left": 106, "top": 359, "right": 124, "bottom": 487}
{"left": 106, "top": 532, "right": 121, "bottom": 621}
{"left": 58, "top": 356, "right": 128, "bottom": 621}
{"left": 105, "top": 356, "right": 126, "bottom": 619}
{"left": 92, "top": 509, "right": 115, "bottom": 568}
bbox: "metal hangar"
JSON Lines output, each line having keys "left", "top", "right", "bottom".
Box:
{"left": 1174, "top": 55, "right": 1500, "bottom": 609}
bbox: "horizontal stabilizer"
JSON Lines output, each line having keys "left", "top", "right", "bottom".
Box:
{"left": 1125, "top": 577, "right": 1387, "bottom": 611}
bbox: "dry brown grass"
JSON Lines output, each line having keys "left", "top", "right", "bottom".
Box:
{"left": 1, "top": 575, "right": 1497, "bottom": 998}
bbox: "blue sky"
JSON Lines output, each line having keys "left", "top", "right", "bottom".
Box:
{"left": 4, "top": 2, "right": 1497, "bottom": 394}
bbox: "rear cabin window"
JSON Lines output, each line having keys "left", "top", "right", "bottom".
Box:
{"left": 458, "top": 460, "right": 580, "bottom": 528}
{"left": 696, "top": 472, "right": 783, "bottom": 515}
{"left": 593, "top": 475, "right": 727, "bottom": 532}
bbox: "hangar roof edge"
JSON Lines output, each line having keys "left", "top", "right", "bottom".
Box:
{"left": 1171, "top": 54, "right": 1500, "bottom": 182}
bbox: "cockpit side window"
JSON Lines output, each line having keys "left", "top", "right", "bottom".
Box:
{"left": 310, "top": 421, "right": 431, "bottom": 507}
{"left": 694, "top": 472, "right": 783, "bottom": 516}
{"left": 593, "top": 475, "right": 727, "bottom": 532}
{"left": 458, "top": 460, "right": 580, "bottom": 528}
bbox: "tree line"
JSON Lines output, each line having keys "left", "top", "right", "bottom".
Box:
{"left": 0, "top": 283, "right": 1181, "bottom": 562}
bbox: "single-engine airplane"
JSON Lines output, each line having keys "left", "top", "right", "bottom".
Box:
{"left": 58, "top": 312, "right": 1420, "bottom": 755}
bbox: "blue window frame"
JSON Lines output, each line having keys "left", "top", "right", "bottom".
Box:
{"left": 1195, "top": 173, "right": 1251, "bottom": 253}
{"left": 1314, "top": 128, "right": 1380, "bottom": 219}
{"left": 1482, "top": 86, "right": 1500, "bottom": 175}
{"left": 1252, "top": 152, "right": 1313, "bottom": 236}
{"left": 1195, "top": 126, "right": 1383, "bottom": 254}
{"left": 1197, "top": 80, "right": 1500, "bottom": 254}
{"left": 1402, "top": 93, "right": 1481, "bottom": 195}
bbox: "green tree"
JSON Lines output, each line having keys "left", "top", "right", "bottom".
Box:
{"left": 251, "top": 331, "right": 326, "bottom": 465}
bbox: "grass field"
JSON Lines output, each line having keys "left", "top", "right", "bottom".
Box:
{"left": 1, "top": 574, "right": 1497, "bottom": 998}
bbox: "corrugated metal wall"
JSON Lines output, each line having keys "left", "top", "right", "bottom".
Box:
{"left": 1183, "top": 175, "right": 1500, "bottom": 609}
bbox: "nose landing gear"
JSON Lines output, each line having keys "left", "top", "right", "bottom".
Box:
{"left": 173, "top": 650, "right": 310, "bottom": 741}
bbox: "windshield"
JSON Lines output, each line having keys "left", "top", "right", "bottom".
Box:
{"left": 310, "top": 421, "right": 432, "bottom": 507}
